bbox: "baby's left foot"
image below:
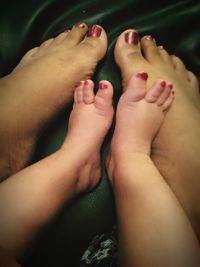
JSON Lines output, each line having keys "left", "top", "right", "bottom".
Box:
{"left": 62, "top": 79, "right": 114, "bottom": 193}
{"left": 107, "top": 72, "right": 174, "bottom": 182}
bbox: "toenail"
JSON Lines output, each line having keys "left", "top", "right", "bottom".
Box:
{"left": 136, "top": 72, "right": 148, "bottom": 80}
{"left": 144, "top": 35, "right": 156, "bottom": 43}
{"left": 160, "top": 81, "right": 166, "bottom": 87}
{"left": 99, "top": 82, "right": 108, "bottom": 89}
{"left": 168, "top": 84, "right": 173, "bottom": 90}
{"left": 124, "top": 31, "right": 139, "bottom": 45}
{"left": 84, "top": 80, "right": 89, "bottom": 86}
{"left": 86, "top": 25, "right": 102, "bottom": 37}
{"left": 158, "top": 45, "right": 164, "bottom": 49}
{"left": 76, "top": 22, "right": 86, "bottom": 28}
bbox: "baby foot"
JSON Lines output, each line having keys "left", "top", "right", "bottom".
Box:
{"left": 107, "top": 72, "right": 174, "bottom": 182}
{"left": 62, "top": 79, "right": 114, "bottom": 192}
{"left": 114, "top": 29, "right": 200, "bottom": 239}
{"left": 0, "top": 23, "right": 107, "bottom": 180}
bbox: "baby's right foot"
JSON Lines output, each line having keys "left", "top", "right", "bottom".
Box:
{"left": 0, "top": 23, "right": 107, "bottom": 180}
{"left": 107, "top": 72, "right": 174, "bottom": 182}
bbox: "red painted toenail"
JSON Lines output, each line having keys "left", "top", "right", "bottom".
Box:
{"left": 172, "top": 91, "right": 175, "bottom": 95}
{"left": 76, "top": 22, "right": 86, "bottom": 28}
{"left": 87, "top": 25, "right": 102, "bottom": 37}
{"left": 99, "top": 82, "right": 108, "bottom": 89}
{"left": 160, "top": 81, "right": 166, "bottom": 87}
{"left": 84, "top": 80, "right": 89, "bottom": 86}
{"left": 125, "top": 31, "right": 139, "bottom": 45}
{"left": 168, "top": 84, "right": 173, "bottom": 90}
{"left": 132, "top": 32, "right": 139, "bottom": 45}
{"left": 136, "top": 72, "right": 148, "bottom": 80}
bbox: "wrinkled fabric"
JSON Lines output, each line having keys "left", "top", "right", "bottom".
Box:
{"left": 0, "top": 0, "right": 199, "bottom": 266}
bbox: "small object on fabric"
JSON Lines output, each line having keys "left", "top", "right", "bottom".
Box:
{"left": 80, "top": 225, "right": 118, "bottom": 267}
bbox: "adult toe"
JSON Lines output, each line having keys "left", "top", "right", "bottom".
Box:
{"left": 80, "top": 25, "right": 108, "bottom": 60}
{"left": 140, "top": 36, "right": 162, "bottom": 64}
{"left": 114, "top": 29, "right": 147, "bottom": 89}
{"left": 62, "top": 22, "right": 88, "bottom": 47}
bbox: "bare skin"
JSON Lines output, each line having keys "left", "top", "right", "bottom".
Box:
{"left": 107, "top": 72, "right": 200, "bottom": 267}
{"left": 114, "top": 29, "right": 200, "bottom": 239}
{"left": 0, "top": 246, "right": 21, "bottom": 267}
{"left": 0, "top": 79, "right": 113, "bottom": 259}
{"left": 0, "top": 23, "right": 108, "bottom": 181}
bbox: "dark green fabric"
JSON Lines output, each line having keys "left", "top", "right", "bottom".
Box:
{"left": 0, "top": 0, "right": 199, "bottom": 266}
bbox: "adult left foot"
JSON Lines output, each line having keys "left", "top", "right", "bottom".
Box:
{"left": 62, "top": 79, "right": 114, "bottom": 192}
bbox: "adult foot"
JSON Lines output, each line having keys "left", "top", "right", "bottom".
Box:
{"left": 114, "top": 29, "right": 200, "bottom": 238}
{"left": 0, "top": 23, "right": 107, "bottom": 180}
{"left": 62, "top": 79, "right": 114, "bottom": 192}
{"left": 107, "top": 72, "right": 174, "bottom": 183}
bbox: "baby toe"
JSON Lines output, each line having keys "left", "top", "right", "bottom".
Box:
{"left": 123, "top": 71, "right": 148, "bottom": 102}
{"left": 82, "top": 80, "right": 95, "bottom": 104}
{"left": 74, "top": 81, "right": 84, "bottom": 103}
{"left": 95, "top": 80, "right": 113, "bottom": 110}
{"left": 157, "top": 83, "right": 173, "bottom": 106}
{"left": 162, "top": 89, "right": 175, "bottom": 111}
{"left": 145, "top": 80, "right": 166, "bottom": 103}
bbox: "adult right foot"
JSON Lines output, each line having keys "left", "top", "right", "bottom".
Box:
{"left": 0, "top": 23, "right": 107, "bottom": 180}
{"left": 114, "top": 29, "right": 200, "bottom": 239}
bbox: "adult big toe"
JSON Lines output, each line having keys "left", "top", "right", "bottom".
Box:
{"left": 57, "top": 24, "right": 108, "bottom": 74}
{"left": 114, "top": 29, "right": 150, "bottom": 89}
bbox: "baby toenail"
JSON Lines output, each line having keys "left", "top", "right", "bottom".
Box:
{"left": 87, "top": 25, "right": 102, "bottom": 37}
{"left": 136, "top": 72, "right": 148, "bottom": 80}
{"left": 125, "top": 31, "right": 139, "bottom": 45}
{"left": 160, "top": 81, "right": 166, "bottom": 87}
{"left": 76, "top": 22, "right": 86, "bottom": 28}
{"left": 99, "top": 82, "right": 108, "bottom": 89}
{"left": 84, "top": 80, "right": 89, "bottom": 86}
